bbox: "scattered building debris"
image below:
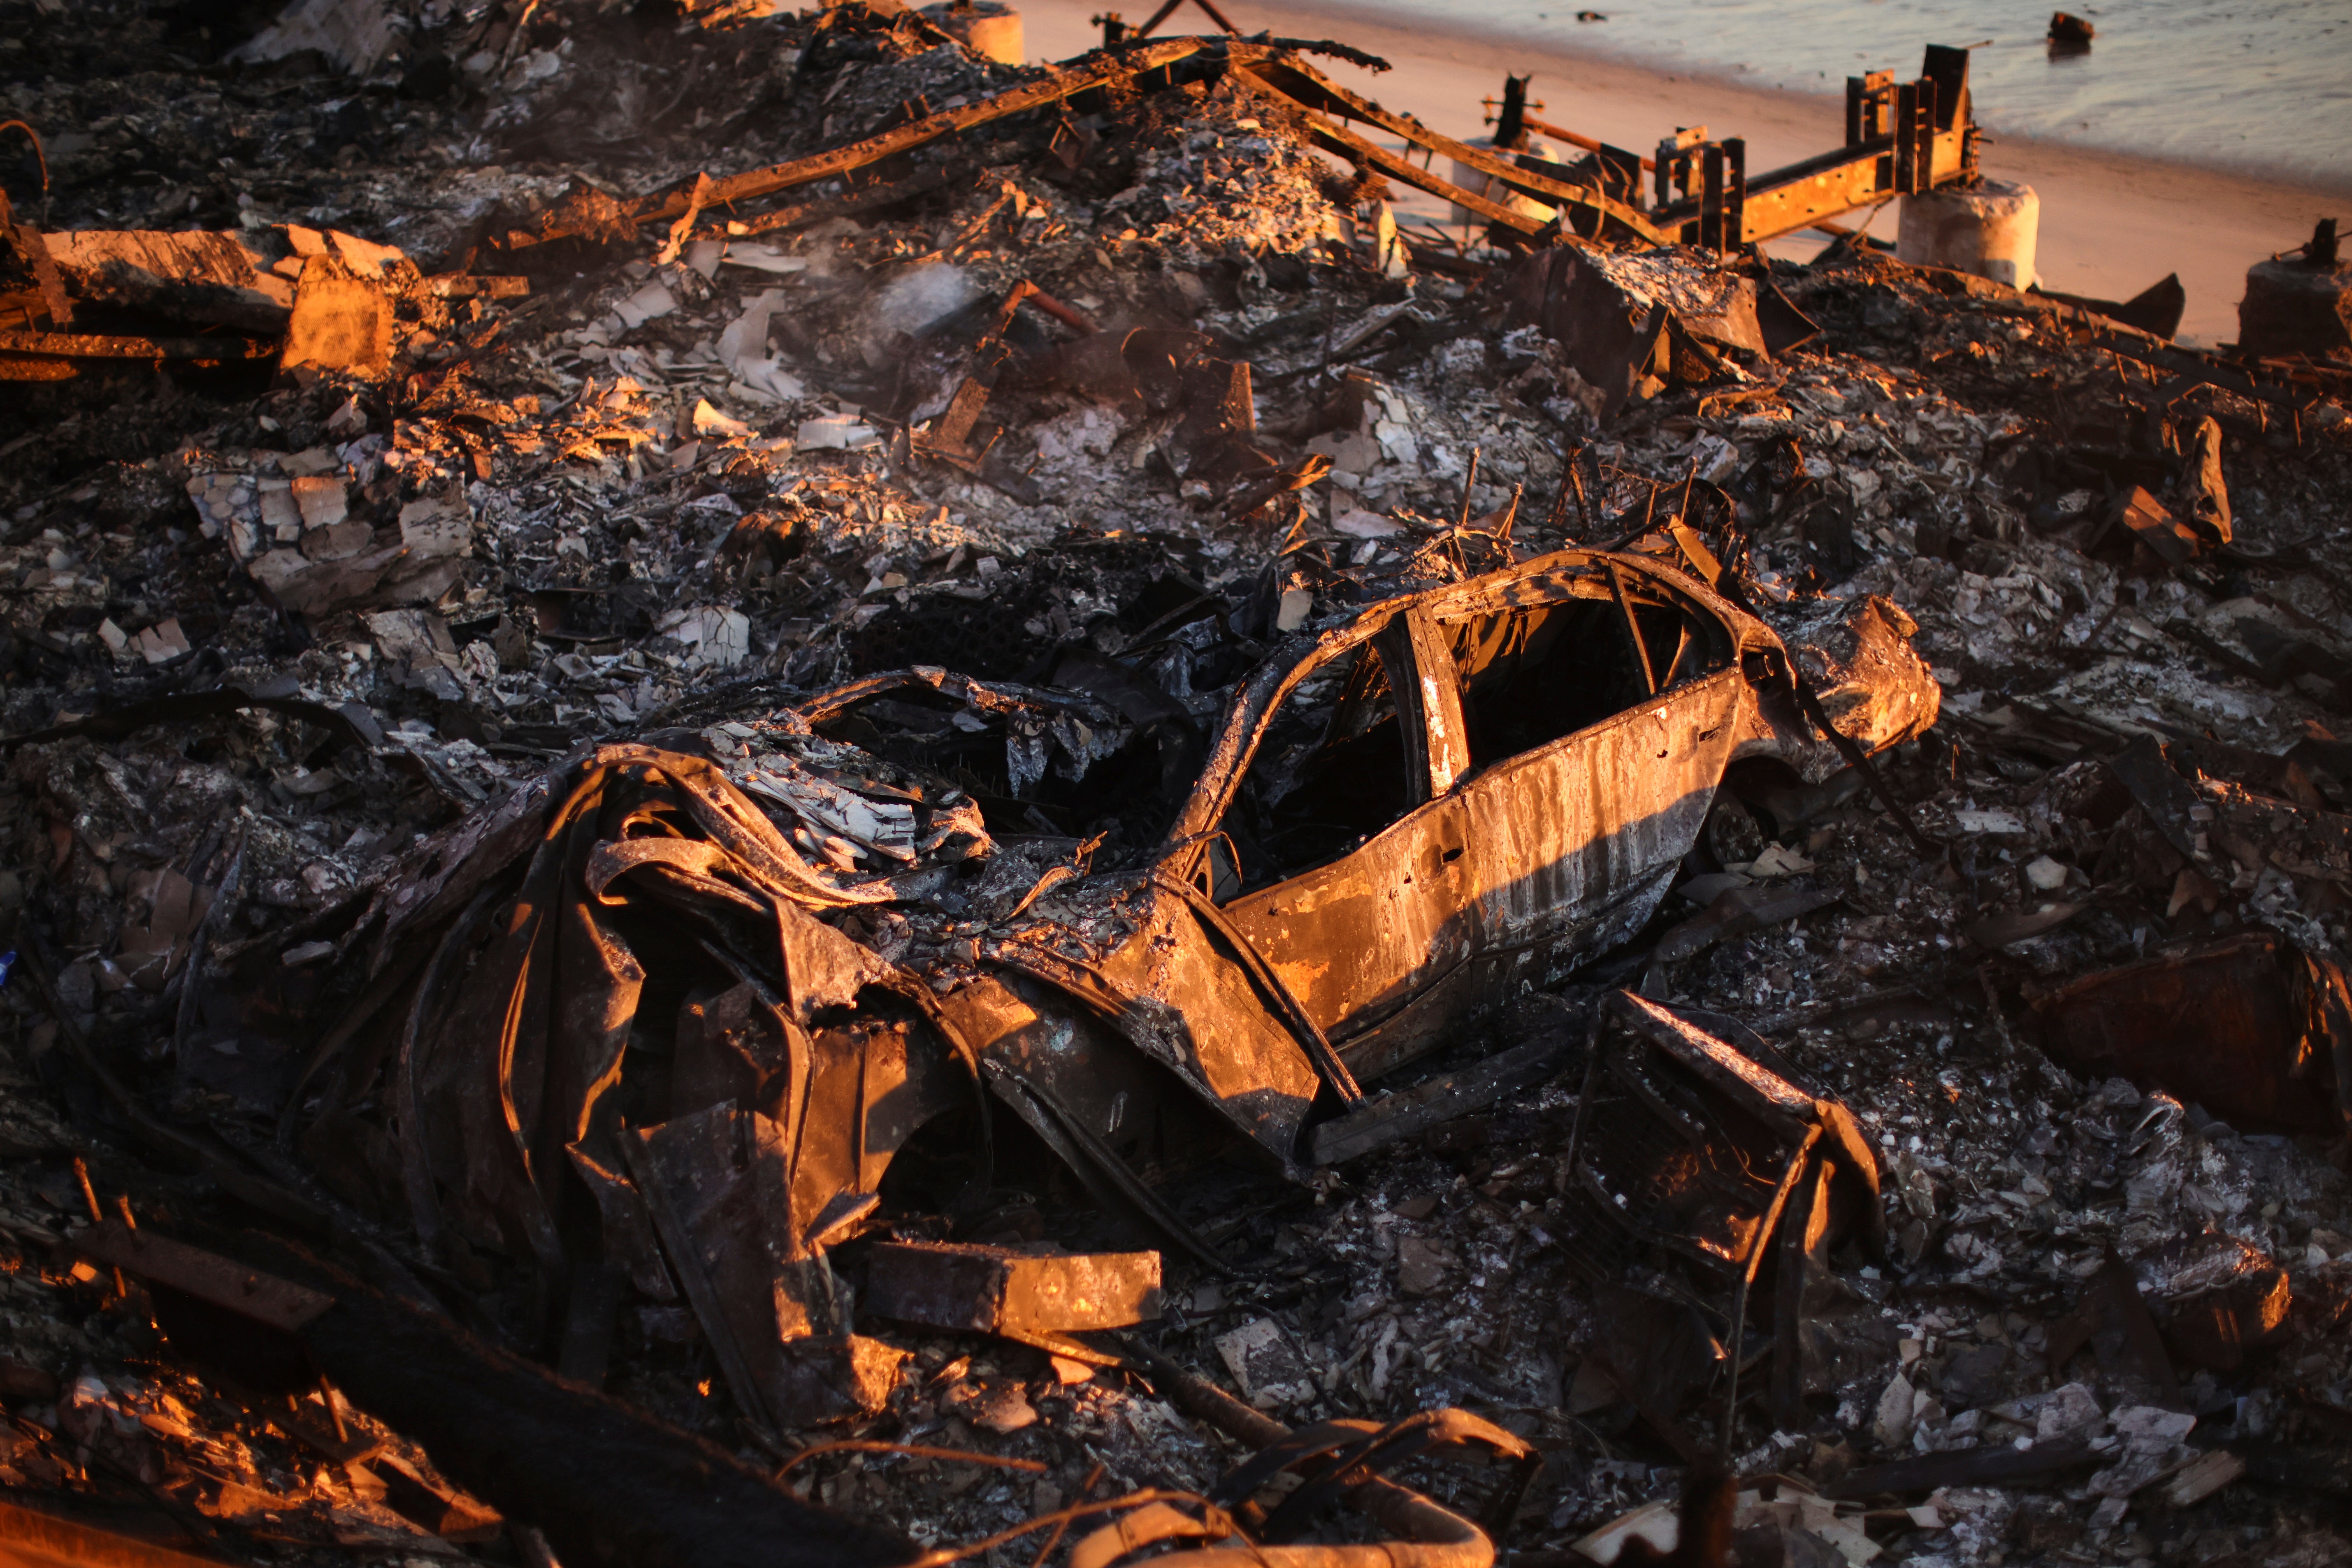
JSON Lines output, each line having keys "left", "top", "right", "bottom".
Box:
{"left": 3, "top": 1, "right": 2352, "bottom": 1565}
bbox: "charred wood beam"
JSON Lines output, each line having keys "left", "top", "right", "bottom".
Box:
{"left": 0, "top": 328, "right": 281, "bottom": 360}
{"left": 1522, "top": 114, "right": 1658, "bottom": 173}
{"left": 0, "top": 674, "right": 385, "bottom": 755}
{"left": 574, "top": 40, "right": 1217, "bottom": 247}
{"left": 1235, "top": 59, "right": 1668, "bottom": 244}
{"left": 689, "top": 162, "right": 965, "bottom": 243}
{"left": 1829, "top": 1440, "right": 2101, "bottom": 1500}
{"left": 1254, "top": 92, "right": 1545, "bottom": 239}
{"left": 0, "top": 1499, "right": 228, "bottom": 1568}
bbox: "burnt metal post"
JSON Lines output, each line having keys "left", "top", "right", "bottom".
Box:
{"left": 1696, "top": 139, "right": 1747, "bottom": 252}
{"left": 1892, "top": 79, "right": 1920, "bottom": 193}
{"left": 1654, "top": 124, "right": 1709, "bottom": 210}
{"left": 1846, "top": 69, "right": 1893, "bottom": 146}
{"left": 1493, "top": 74, "right": 1532, "bottom": 150}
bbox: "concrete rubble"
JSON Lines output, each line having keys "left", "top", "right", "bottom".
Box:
{"left": 2, "top": 2, "right": 2351, "bottom": 1566}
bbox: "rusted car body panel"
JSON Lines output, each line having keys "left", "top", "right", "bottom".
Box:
{"left": 940, "top": 548, "right": 1803, "bottom": 1181}
{"left": 1453, "top": 675, "right": 1746, "bottom": 1032}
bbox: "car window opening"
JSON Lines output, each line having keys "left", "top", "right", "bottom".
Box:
{"left": 1222, "top": 642, "right": 1414, "bottom": 892}
{"left": 1440, "top": 591, "right": 1705, "bottom": 771}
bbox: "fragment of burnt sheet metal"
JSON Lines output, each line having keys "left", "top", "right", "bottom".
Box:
{"left": 285, "top": 742, "right": 995, "bottom": 1422}
{"left": 1558, "top": 993, "right": 1884, "bottom": 1439}
{"left": 2029, "top": 930, "right": 2351, "bottom": 1138}
{"left": 863, "top": 1239, "right": 1163, "bottom": 1340}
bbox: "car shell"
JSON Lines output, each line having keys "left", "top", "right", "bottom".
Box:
{"left": 925, "top": 545, "right": 1834, "bottom": 1210}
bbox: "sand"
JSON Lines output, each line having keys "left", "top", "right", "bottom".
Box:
{"left": 1008, "top": 0, "right": 2347, "bottom": 346}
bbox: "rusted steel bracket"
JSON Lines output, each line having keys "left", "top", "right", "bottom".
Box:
{"left": 1647, "top": 48, "right": 1975, "bottom": 246}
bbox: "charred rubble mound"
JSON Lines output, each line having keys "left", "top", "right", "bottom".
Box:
{"left": 2, "top": 2, "right": 2352, "bottom": 1566}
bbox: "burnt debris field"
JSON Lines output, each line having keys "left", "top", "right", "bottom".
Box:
{"left": 1, "top": 2, "right": 2350, "bottom": 1566}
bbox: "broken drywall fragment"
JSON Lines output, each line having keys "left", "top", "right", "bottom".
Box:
{"left": 716, "top": 288, "right": 807, "bottom": 404}
{"left": 290, "top": 475, "right": 347, "bottom": 530}
{"left": 796, "top": 414, "right": 878, "bottom": 450}
{"left": 659, "top": 606, "right": 751, "bottom": 670}
{"left": 132, "top": 619, "right": 191, "bottom": 665}
{"left": 1212, "top": 1317, "right": 1313, "bottom": 1409}
{"left": 397, "top": 493, "right": 472, "bottom": 559}
{"left": 610, "top": 278, "right": 680, "bottom": 331}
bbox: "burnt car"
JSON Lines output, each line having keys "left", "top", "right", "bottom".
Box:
{"left": 289, "top": 540, "right": 1932, "bottom": 1422}
{"left": 919, "top": 545, "right": 1917, "bottom": 1195}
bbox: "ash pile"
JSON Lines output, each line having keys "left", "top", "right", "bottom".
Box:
{"left": 1, "top": 2, "right": 2351, "bottom": 1566}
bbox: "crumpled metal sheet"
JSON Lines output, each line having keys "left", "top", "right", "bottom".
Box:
{"left": 297, "top": 744, "right": 987, "bottom": 1425}
{"left": 1067, "top": 1401, "right": 1537, "bottom": 1568}
{"left": 1737, "top": 593, "right": 1943, "bottom": 783}
{"left": 2032, "top": 930, "right": 2350, "bottom": 1137}
{"left": 1561, "top": 992, "right": 1885, "bottom": 1285}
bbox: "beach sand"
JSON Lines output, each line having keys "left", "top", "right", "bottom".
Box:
{"left": 1011, "top": 0, "right": 2348, "bottom": 346}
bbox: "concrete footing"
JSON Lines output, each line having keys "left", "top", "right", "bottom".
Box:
{"left": 2238, "top": 255, "right": 2352, "bottom": 362}
{"left": 921, "top": 1, "right": 1022, "bottom": 64}
{"left": 1897, "top": 179, "right": 2039, "bottom": 290}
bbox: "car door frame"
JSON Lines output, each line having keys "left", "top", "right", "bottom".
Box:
{"left": 1162, "top": 602, "right": 1480, "bottom": 1069}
